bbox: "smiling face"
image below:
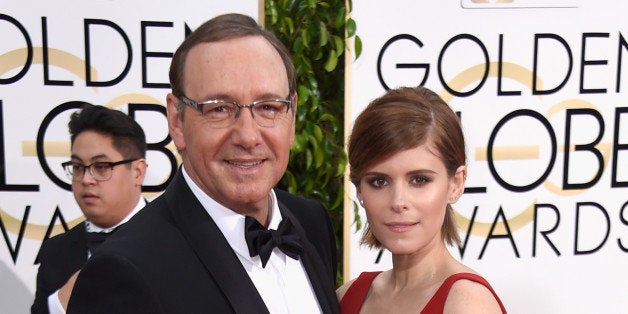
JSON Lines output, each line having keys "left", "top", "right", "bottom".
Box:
{"left": 166, "top": 35, "right": 295, "bottom": 217}
{"left": 71, "top": 130, "right": 146, "bottom": 228}
{"left": 357, "top": 143, "right": 465, "bottom": 255}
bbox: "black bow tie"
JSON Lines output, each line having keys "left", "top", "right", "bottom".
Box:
{"left": 86, "top": 228, "right": 118, "bottom": 253}
{"left": 244, "top": 216, "right": 303, "bottom": 268}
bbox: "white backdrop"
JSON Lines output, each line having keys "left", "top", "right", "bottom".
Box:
{"left": 345, "top": 1, "right": 628, "bottom": 313}
{"left": 3, "top": 1, "right": 628, "bottom": 313}
{"left": 0, "top": 1, "right": 259, "bottom": 312}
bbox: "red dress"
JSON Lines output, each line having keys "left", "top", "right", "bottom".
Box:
{"left": 339, "top": 272, "right": 507, "bottom": 313}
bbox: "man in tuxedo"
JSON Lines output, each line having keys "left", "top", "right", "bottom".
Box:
{"left": 31, "top": 104, "right": 148, "bottom": 313}
{"left": 67, "top": 13, "right": 339, "bottom": 314}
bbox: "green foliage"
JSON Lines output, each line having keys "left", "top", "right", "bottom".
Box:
{"left": 265, "top": 0, "right": 360, "bottom": 283}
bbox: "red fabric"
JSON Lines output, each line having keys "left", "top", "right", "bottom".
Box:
{"left": 339, "top": 272, "right": 507, "bottom": 314}
{"left": 339, "top": 271, "right": 381, "bottom": 314}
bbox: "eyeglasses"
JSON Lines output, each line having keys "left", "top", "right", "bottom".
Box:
{"left": 61, "top": 159, "right": 138, "bottom": 182}
{"left": 179, "top": 95, "right": 293, "bottom": 128}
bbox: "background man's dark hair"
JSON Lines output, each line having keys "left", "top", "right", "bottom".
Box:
{"left": 68, "top": 104, "right": 147, "bottom": 159}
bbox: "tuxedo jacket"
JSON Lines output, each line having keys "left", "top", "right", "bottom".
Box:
{"left": 32, "top": 222, "right": 88, "bottom": 314}
{"left": 67, "top": 170, "right": 340, "bottom": 314}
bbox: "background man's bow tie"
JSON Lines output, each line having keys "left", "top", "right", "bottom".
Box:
{"left": 86, "top": 227, "right": 119, "bottom": 253}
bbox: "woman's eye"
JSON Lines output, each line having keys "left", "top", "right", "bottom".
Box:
{"left": 410, "top": 176, "right": 430, "bottom": 185}
{"left": 366, "top": 177, "right": 387, "bottom": 188}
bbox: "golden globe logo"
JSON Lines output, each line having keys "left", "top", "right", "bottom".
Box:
{"left": 371, "top": 32, "right": 628, "bottom": 261}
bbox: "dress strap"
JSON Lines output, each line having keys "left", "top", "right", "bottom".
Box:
{"left": 421, "top": 272, "right": 507, "bottom": 313}
{"left": 339, "top": 271, "right": 381, "bottom": 314}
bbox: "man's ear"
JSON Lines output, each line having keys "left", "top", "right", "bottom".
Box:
{"left": 133, "top": 159, "right": 148, "bottom": 186}
{"left": 166, "top": 93, "right": 186, "bottom": 152}
{"left": 289, "top": 93, "right": 298, "bottom": 145}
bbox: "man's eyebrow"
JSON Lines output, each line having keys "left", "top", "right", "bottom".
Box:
{"left": 69, "top": 153, "right": 109, "bottom": 162}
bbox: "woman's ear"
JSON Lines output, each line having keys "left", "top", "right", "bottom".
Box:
{"left": 449, "top": 165, "right": 467, "bottom": 203}
{"left": 355, "top": 185, "right": 365, "bottom": 207}
{"left": 357, "top": 197, "right": 365, "bottom": 208}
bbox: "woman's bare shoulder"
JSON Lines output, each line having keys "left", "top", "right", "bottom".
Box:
{"left": 443, "top": 277, "right": 504, "bottom": 314}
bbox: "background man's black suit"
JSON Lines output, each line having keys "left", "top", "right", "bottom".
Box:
{"left": 31, "top": 223, "right": 87, "bottom": 314}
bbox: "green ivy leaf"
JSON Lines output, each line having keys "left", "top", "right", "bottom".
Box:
{"left": 346, "top": 18, "right": 356, "bottom": 37}
{"left": 292, "top": 134, "right": 306, "bottom": 152}
{"left": 333, "top": 35, "right": 344, "bottom": 54}
{"left": 313, "top": 124, "right": 323, "bottom": 141}
{"left": 308, "top": 134, "right": 319, "bottom": 151}
{"left": 313, "top": 49, "right": 323, "bottom": 61}
{"left": 306, "top": 149, "right": 313, "bottom": 169}
{"left": 319, "top": 21, "right": 329, "bottom": 47}
{"left": 335, "top": 161, "right": 345, "bottom": 176}
{"left": 284, "top": 170, "right": 297, "bottom": 192}
{"left": 267, "top": 2, "right": 278, "bottom": 24}
{"left": 353, "top": 201, "right": 362, "bottom": 231}
{"left": 293, "top": 36, "right": 303, "bottom": 54}
{"left": 314, "top": 143, "right": 324, "bottom": 167}
{"left": 319, "top": 113, "right": 335, "bottom": 122}
{"left": 324, "top": 49, "right": 338, "bottom": 72}
{"left": 297, "top": 84, "right": 310, "bottom": 104}
{"left": 282, "top": 17, "right": 294, "bottom": 34}
{"left": 354, "top": 35, "right": 362, "bottom": 59}
{"left": 334, "top": 7, "right": 346, "bottom": 28}
{"left": 301, "top": 28, "right": 310, "bottom": 49}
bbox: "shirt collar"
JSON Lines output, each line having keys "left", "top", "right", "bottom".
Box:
{"left": 85, "top": 196, "right": 147, "bottom": 233}
{"left": 181, "top": 165, "right": 282, "bottom": 263}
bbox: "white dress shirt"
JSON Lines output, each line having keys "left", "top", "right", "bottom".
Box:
{"left": 47, "top": 196, "right": 147, "bottom": 314}
{"left": 183, "top": 166, "right": 322, "bottom": 314}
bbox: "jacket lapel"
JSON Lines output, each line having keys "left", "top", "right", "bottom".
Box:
{"left": 164, "top": 171, "right": 269, "bottom": 313}
{"left": 278, "top": 203, "right": 339, "bottom": 314}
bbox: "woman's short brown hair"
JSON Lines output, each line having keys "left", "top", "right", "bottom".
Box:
{"left": 348, "top": 86, "right": 466, "bottom": 247}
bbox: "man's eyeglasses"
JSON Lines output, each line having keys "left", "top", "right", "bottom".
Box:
{"left": 61, "top": 159, "right": 138, "bottom": 182}
{"left": 179, "top": 95, "right": 293, "bottom": 128}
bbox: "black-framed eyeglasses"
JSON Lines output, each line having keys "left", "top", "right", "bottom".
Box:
{"left": 61, "top": 159, "right": 138, "bottom": 182}
{"left": 179, "top": 95, "right": 293, "bottom": 128}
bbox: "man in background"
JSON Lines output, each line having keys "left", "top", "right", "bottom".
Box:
{"left": 31, "top": 104, "right": 148, "bottom": 313}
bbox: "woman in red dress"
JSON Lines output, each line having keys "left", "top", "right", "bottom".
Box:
{"left": 338, "top": 86, "right": 507, "bottom": 314}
